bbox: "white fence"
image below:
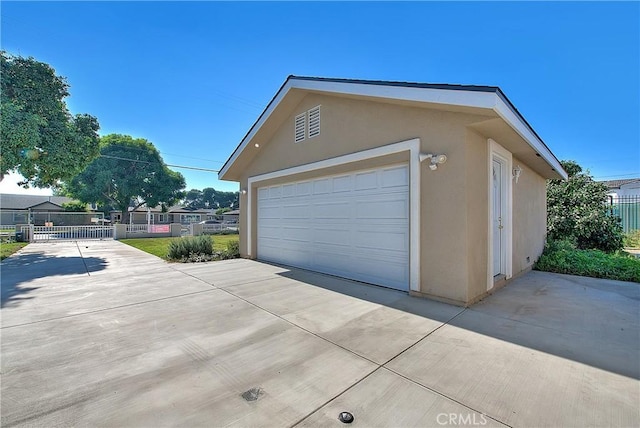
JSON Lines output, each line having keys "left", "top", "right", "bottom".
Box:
{"left": 1, "top": 225, "right": 17, "bottom": 240}
{"left": 126, "top": 224, "right": 171, "bottom": 234}
{"left": 24, "top": 225, "right": 114, "bottom": 242}
{"left": 201, "top": 223, "right": 239, "bottom": 234}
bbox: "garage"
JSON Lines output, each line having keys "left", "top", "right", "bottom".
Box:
{"left": 257, "top": 164, "right": 410, "bottom": 290}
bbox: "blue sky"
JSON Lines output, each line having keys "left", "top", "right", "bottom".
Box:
{"left": 1, "top": 1, "right": 638, "bottom": 195}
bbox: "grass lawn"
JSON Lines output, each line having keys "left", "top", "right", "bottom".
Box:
{"left": 1, "top": 242, "right": 28, "bottom": 261}
{"left": 121, "top": 234, "right": 239, "bottom": 260}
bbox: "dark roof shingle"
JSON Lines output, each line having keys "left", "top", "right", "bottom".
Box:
{"left": 600, "top": 179, "right": 640, "bottom": 189}
{"left": 0, "top": 194, "right": 75, "bottom": 210}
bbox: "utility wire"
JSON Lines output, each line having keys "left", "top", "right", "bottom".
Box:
{"left": 99, "top": 154, "right": 220, "bottom": 173}
{"left": 101, "top": 143, "right": 226, "bottom": 164}
{"left": 593, "top": 172, "right": 640, "bottom": 179}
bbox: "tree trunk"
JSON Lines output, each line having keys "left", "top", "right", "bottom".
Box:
{"left": 119, "top": 205, "right": 130, "bottom": 225}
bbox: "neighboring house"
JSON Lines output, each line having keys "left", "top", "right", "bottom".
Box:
{"left": 110, "top": 206, "right": 211, "bottom": 225}
{"left": 0, "top": 194, "right": 94, "bottom": 225}
{"left": 602, "top": 178, "right": 640, "bottom": 200}
{"left": 219, "top": 76, "right": 568, "bottom": 306}
{"left": 221, "top": 209, "right": 240, "bottom": 223}
{"left": 110, "top": 206, "right": 172, "bottom": 225}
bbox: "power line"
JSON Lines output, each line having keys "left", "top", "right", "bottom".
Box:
{"left": 593, "top": 172, "right": 640, "bottom": 179}
{"left": 99, "top": 155, "right": 219, "bottom": 173}
{"left": 101, "top": 143, "right": 226, "bottom": 164}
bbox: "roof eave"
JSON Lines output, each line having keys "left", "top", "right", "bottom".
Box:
{"left": 219, "top": 76, "right": 567, "bottom": 181}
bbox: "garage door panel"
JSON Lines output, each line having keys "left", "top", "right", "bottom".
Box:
{"left": 258, "top": 225, "right": 281, "bottom": 238}
{"left": 351, "top": 257, "right": 408, "bottom": 288}
{"left": 314, "top": 202, "right": 351, "bottom": 219}
{"left": 282, "top": 183, "right": 296, "bottom": 197}
{"left": 281, "top": 203, "right": 311, "bottom": 220}
{"left": 313, "top": 179, "right": 331, "bottom": 194}
{"left": 257, "top": 164, "right": 409, "bottom": 291}
{"left": 356, "top": 198, "right": 408, "bottom": 220}
{"left": 332, "top": 175, "right": 353, "bottom": 192}
{"left": 280, "top": 226, "right": 313, "bottom": 242}
{"left": 259, "top": 206, "right": 282, "bottom": 219}
{"left": 258, "top": 188, "right": 271, "bottom": 200}
{"left": 265, "top": 247, "right": 313, "bottom": 267}
{"left": 314, "top": 227, "right": 352, "bottom": 247}
{"left": 313, "top": 252, "right": 356, "bottom": 276}
{"left": 381, "top": 166, "right": 409, "bottom": 188}
{"left": 269, "top": 186, "right": 283, "bottom": 198}
{"left": 355, "top": 171, "right": 378, "bottom": 190}
{"left": 354, "top": 229, "right": 408, "bottom": 254}
{"left": 296, "top": 182, "right": 312, "bottom": 195}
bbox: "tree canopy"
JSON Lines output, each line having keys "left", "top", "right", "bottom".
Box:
{"left": 183, "top": 187, "right": 239, "bottom": 210}
{"left": 0, "top": 51, "right": 100, "bottom": 187}
{"left": 65, "top": 134, "right": 186, "bottom": 224}
{"left": 547, "top": 160, "right": 623, "bottom": 252}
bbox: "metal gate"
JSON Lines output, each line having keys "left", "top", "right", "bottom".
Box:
{"left": 21, "top": 225, "right": 114, "bottom": 242}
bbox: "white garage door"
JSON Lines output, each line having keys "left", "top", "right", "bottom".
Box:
{"left": 257, "top": 165, "right": 409, "bottom": 290}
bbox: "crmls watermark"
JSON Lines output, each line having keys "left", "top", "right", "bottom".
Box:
{"left": 436, "top": 413, "right": 488, "bottom": 426}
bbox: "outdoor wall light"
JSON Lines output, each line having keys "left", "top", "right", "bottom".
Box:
{"left": 512, "top": 165, "right": 522, "bottom": 183}
{"left": 419, "top": 153, "right": 447, "bottom": 170}
{"left": 254, "top": 143, "right": 260, "bottom": 148}
{"left": 241, "top": 189, "right": 247, "bottom": 195}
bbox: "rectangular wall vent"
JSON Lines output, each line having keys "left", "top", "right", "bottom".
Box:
{"left": 295, "top": 113, "right": 306, "bottom": 143}
{"left": 308, "top": 105, "right": 321, "bottom": 138}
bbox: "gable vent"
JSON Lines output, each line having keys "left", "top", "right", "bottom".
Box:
{"left": 308, "top": 105, "right": 321, "bottom": 138}
{"left": 295, "top": 113, "right": 306, "bottom": 143}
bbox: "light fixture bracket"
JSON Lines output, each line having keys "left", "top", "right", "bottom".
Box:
{"left": 419, "top": 153, "right": 447, "bottom": 170}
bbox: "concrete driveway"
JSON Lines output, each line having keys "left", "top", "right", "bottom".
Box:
{"left": 1, "top": 240, "right": 638, "bottom": 427}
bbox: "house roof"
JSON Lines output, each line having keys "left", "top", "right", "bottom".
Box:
{"left": 601, "top": 178, "right": 640, "bottom": 189}
{"left": 0, "top": 194, "right": 76, "bottom": 210}
{"left": 219, "top": 75, "right": 568, "bottom": 181}
{"left": 113, "top": 205, "right": 212, "bottom": 214}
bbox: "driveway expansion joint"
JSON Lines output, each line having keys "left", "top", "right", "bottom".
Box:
{"left": 1, "top": 289, "right": 218, "bottom": 329}
{"left": 74, "top": 241, "right": 92, "bottom": 276}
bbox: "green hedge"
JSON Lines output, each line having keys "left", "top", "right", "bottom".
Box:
{"left": 534, "top": 239, "right": 640, "bottom": 283}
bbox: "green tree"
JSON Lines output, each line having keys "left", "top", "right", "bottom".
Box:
{"left": 65, "top": 134, "right": 186, "bottom": 224}
{"left": 0, "top": 51, "right": 100, "bottom": 187}
{"left": 547, "top": 160, "right": 623, "bottom": 252}
{"left": 61, "top": 201, "right": 88, "bottom": 212}
{"left": 183, "top": 187, "right": 239, "bottom": 210}
{"left": 183, "top": 189, "right": 204, "bottom": 209}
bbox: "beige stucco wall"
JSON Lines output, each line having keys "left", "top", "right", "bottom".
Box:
{"left": 235, "top": 92, "right": 547, "bottom": 305}
{"left": 465, "top": 130, "right": 490, "bottom": 302}
{"left": 512, "top": 157, "right": 547, "bottom": 275}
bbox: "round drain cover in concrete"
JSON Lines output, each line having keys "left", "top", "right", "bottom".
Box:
{"left": 241, "top": 387, "right": 264, "bottom": 402}
{"left": 338, "top": 412, "right": 354, "bottom": 423}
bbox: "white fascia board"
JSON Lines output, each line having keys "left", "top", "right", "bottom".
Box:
{"left": 220, "top": 77, "right": 566, "bottom": 181}
{"left": 291, "top": 79, "right": 499, "bottom": 110}
{"left": 494, "top": 98, "right": 567, "bottom": 180}
{"left": 219, "top": 79, "right": 495, "bottom": 180}
{"left": 218, "top": 81, "right": 295, "bottom": 179}
{"left": 304, "top": 79, "right": 566, "bottom": 179}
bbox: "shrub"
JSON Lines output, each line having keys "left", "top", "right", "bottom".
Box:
{"left": 166, "top": 235, "right": 240, "bottom": 263}
{"left": 547, "top": 160, "right": 623, "bottom": 252}
{"left": 535, "top": 239, "right": 640, "bottom": 282}
{"left": 167, "top": 235, "right": 213, "bottom": 260}
{"left": 222, "top": 240, "right": 240, "bottom": 259}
